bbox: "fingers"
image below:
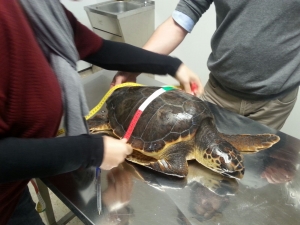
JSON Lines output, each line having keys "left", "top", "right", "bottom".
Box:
{"left": 100, "top": 136, "right": 133, "bottom": 170}
{"left": 180, "top": 81, "right": 204, "bottom": 97}
{"left": 115, "top": 76, "right": 125, "bottom": 86}
{"left": 174, "top": 64, "right": 204, "bottom": 97}
{"left": 110, "top": 71, "right": 140, "bottom": 88}
{"left": 193, "top": 80, "right": 204, "bottom": 97}
{"left": 191, "top": 77, "right": 204, "bottom": 96}
{"left": 121, "top": 138, "right": 133, "bottom": 155}
{"left": 110, "top": 74, "right": 124, "bottom": 88}
{"left": 110, "top": 78, "right": 117, "bottom": 89}
{"left": 110, "top": 72, "right": 124, "bottom": 88}
{"left": 182, "top": 83, "right": 192, "bottom": 95}
{"left": 110, "top": 78, "right": 116, "bottom": 89}
{"left": 120, "top": 138, "right": 128, "bottom": 143}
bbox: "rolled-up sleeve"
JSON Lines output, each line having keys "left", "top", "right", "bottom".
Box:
{"left": 173, "top": 0, "right": 213, "bottom": 32}
{"left": 172, "top": 11, "right": 195, "bottom": 33}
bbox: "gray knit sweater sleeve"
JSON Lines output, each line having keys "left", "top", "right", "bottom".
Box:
{"left": 175, "top": 0, "right": 300, "bottom": 100}
{"left": 175, "top": 0, "right": 213, "bottom": 23}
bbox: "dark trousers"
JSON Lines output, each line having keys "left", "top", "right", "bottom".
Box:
{"left": 7, "top": 186, "right": 45, "bottom": 225}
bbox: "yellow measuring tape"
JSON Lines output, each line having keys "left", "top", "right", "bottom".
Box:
{"left": 56, "top": 82, "right": 143, "bottom": 136}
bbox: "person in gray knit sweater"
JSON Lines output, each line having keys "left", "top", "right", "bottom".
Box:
{"left": 112, "top": 0, "right": 300, "bottom": 130}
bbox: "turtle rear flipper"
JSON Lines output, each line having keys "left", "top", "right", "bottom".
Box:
{"left": 126, "top": 143, "right": 189, "bottom": 177}
{"left": 219, "top": 133, "right": 280, "bottom": 152}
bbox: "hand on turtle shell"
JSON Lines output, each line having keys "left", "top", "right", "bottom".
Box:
{"left": 100, "top": 136, "right": 133, "bottom": 170}
{"left": 174, "top": 63, "right": 204, "bottom": 97}
{"left": 110, "top": 71, "right": 140, "bottom": 88}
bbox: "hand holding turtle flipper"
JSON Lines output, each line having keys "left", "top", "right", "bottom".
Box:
{"left": 175, "top": 63, "right": 203, "bottom": 97}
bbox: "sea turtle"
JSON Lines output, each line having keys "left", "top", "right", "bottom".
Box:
{"left": 88, "top": 86, "right": 280, "bottom": 179}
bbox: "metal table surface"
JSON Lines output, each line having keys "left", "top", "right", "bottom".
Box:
{"left": 42, "top": 71, "right": 300, "bottom": 225}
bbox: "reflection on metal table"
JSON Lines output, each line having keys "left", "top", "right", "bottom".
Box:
{"left": 40, "top": 70, "right": 300, "bottom": 225}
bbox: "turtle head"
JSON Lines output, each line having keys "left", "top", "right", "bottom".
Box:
{"left": 198, "top": 141, "right": 245, "bottom": 179}
{"left": 87, "top": 113, "right": 111, "bottom": 134}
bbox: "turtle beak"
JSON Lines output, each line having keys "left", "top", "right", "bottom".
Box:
{"left": 220, "top": 159, "right": 245, "bottom": 180}
{"left": 222, "top": 169, "right": 245, "bottom": 180}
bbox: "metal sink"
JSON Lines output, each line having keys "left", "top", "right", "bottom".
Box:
{"left": 85, "top": 0, "right": 154, "bottom": 18}
{"left": 94, "top": 1, "right": 141, "bottom": 14}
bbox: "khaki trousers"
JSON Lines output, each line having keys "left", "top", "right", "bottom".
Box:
{"left": 200, "top": 78, "right": 299, "bottom": 130}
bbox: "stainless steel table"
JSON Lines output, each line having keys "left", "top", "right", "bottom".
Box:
{"left": 40, "top": 70, "right": 300, "bottom": 225}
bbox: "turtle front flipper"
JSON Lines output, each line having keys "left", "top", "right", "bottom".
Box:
{"left": 219, "top": 133, "right": 280, "bottom": 152}
{"left": 126, "top": 142, "right": 190, "bottom": 178}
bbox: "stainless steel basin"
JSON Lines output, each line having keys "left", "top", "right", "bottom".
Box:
{"left": 85, "top": 0, "right": 155, "bottom": 18}
{"left": 94, "top": 1, "right": 141, "bottom": 14}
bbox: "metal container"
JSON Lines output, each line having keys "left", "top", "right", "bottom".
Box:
{"left": 85, "top": 0, "right": 155, "bottom": 47}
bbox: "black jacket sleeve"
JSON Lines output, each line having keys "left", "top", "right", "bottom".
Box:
{"left": 84, "top": 39, "right": 182, "bottom": 76}
{"left": 0, "top": 134, "right": 104, "bottom": 183}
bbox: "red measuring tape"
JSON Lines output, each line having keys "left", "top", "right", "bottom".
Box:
{"left": 123, "top": 86, "right": 175, "bottom": 140}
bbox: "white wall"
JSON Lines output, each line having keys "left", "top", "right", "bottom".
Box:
{"left": 61, "top": 0, "right": 105, "bottom": 71}
{"left": 282, "top": 100, "right": 300, "bottom": 139}
{"left": 62, "top": 0, "right": 299, "bottom": 139}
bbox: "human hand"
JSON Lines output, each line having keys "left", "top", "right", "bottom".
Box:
{"left": 100, "top": 136, "right": 133, "bottom": 170}
{"left": 175, "top": 63, "right": 204, "bottom": 97}
{"left": 110, "top": 71, "right": 140, "bottom": 88}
